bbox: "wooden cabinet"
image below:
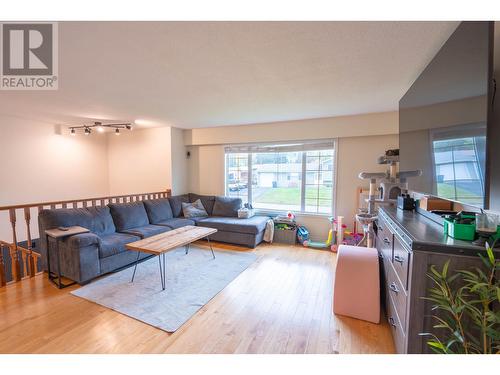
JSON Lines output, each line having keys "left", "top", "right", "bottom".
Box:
{"left": 376, "top": 207, "right": 495, "bottom": 354}
{"left": 376, "top": 212, "right": 410, "bottom": 354}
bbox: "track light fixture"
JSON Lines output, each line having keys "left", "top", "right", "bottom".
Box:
{"left": 68, "top": 121, "right": 133, "bottom": 136}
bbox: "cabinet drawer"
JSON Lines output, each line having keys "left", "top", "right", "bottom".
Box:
{"left": 377, "top": 228, "right": 393, "bottom": 262}
{"left": 385, "top": 261, "right": 408, "bottom": 329}
{"left": 386, "top": 288, "right": 406, "bottom": 354}
{"left": 377, "top": 215, "right": 394, "bottom": 246}
{"left": 393, "top": 234, "right": 411, "bottom": 289}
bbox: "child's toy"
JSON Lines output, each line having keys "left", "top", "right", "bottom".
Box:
{"left": 296, "top": 226, "right": 310, "bottom": 244}
{"left": 342, "top": 231, "right": 364, "bottom": 246}
{"left": 286, "top": 211, "right": 295, "bottom": 221}
{"left": 300, "top": 216, "right": 339, "bottom": 251}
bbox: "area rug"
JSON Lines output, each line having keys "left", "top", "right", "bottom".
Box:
{"left": 71, "top": 247, "right": 256, "bottom": 332}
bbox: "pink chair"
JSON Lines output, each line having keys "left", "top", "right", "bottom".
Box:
{"left": 333, "top": 245, "right": 380, "bottom": 324}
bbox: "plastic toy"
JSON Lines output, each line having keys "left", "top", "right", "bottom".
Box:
{"left": 342, "top": 231, "right": 364, "bottom": 246}
{"left": 300, "top": 217, "right": 340, "bottom": 251}
{"left": 296, "top": 226, "right": 310, "bottom": 244}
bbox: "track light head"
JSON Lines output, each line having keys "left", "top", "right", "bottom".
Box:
{"left": 115, "top": 128, "right": 120, "bottom": 135}
{"left": 84, "top": 127, "right": 91, "bottom": 135}
{"left": 126, "top": 124, "right": 132, "bottom": 130}
{"left": 93, "top": 122, "right": 105, "bottom": 133}
{"left": 70, "top": 128, "right": 76, "bottom": 136}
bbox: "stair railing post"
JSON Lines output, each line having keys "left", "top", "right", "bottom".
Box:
{"left": 24, "top": 207, "right": 36, "bottom": 277}
{"left": 0, "top": 244, "right": 6, "bottom": 287}
{"left": 9, "top": 208, "right": 21, "bottom": 282}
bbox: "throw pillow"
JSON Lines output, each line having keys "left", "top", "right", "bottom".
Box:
{"left": 189, "top": 193, "right": 216, "bottom": 215}
{"left": 212, "top": 196, "right": 242, "bottom": 217}
{"left": 169, "top": 194, "right": 190, "bottom": 217}
{"left": 182, "top": 199, "right": 209, "bottom": 218}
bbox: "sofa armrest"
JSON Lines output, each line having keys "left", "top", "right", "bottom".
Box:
{"left": 67, "top": 232, "right": 100, "bottom": 248}
{"left": 52, "top": 233, "right": 101, "bottom": 284}
{"left": 67, "top": 233, "right": 99, "bottom": 247}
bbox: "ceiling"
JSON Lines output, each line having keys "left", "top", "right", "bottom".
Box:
{"left": 0, "top": 21, "right": 459, "bottom": 129}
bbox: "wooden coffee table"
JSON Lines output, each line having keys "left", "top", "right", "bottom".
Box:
{"left": 125, "top": 225, "right": 217, "bottom": 290}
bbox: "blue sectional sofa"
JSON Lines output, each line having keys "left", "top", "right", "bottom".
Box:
{"left": 38, "top": 193, "right": 270, "bottom": 284}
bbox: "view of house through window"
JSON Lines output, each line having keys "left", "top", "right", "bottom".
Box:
{"left": 433, "top": 136, "right": 485, "bottom": 206}
{"left": 225, "top": 141, "right": 335, "bottom": 214}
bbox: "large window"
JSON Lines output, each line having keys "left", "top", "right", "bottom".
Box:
{"left": 225, "top": 140, "right": 336, "bottom": 214}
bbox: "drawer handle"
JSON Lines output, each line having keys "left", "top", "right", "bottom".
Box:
{"left": 389, "top": 282, "right": 399, "bottom": 294}
{"left": 394, "top": 255, "right": 405, "bottom": 264}
{"left": 389, "top": 317, "right": 397, "bottom": 327}
{"left": 383, "top": 238, "right": 391, "bottom": 245}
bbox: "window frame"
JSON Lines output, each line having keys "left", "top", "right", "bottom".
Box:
{"left": 224, "top": 139, "right": 337, "bottom": 216}
{"left": 430, "top": 124, "right": 486, "bottom": 207}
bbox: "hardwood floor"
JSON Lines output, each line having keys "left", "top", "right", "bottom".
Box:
{"left": 0, "top": 242, "right": 395, "bottom": 354}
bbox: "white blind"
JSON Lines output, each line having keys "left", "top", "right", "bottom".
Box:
{"left": 224, "top": 139, "right": 335, "bottom": 153}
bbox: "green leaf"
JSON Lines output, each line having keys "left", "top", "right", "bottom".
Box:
{"left": 427, "top": 341, "right": 446, "bottom": 352}
{"left": 459, "top": 270, "right": 478, "bottom": 278}
{"left": 486, "top": 245, "right": 495, "bottom": 265}
{"left": 442, "top": 260, "right": 450, "bottom": 278}
{"left": 430, "top": 264, "right": 444, "bottom": 280}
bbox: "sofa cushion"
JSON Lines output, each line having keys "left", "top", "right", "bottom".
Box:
{"left": 155, "top": 218, "right": 195, "bottom": 229}
{"left": 108, "top": 202, "right": 149, "bottom": 231}
{"left": 120, "top": 224, "right": 171, "bottom": 239}
{"left": 196, "top": 215, "right": 269, "bottom": 235}
{"left": 189, "top": 193, "right": 216, "bottom": 215}
{"left": 169, "top": 194, "right": 190, "bottom": 217}
{"left": 143, "top": 198, "right": 173, "bottom": 224}
{"left": 189, "top": 216, "right": 209, "bottom": 224}
{"left": 212, "top": 196, "right": 242, "bottom": 217}
{"left": 98, "top": 232, "right": 141, "bottom": 259}
{"left": 182, "top": 199, "right": 208, "bottom": 218}
{"left": 88, "top": 206, "right": 117, "bottom": 235}
{"left": 38, "top": 206, "right": 116, "bottom": 235}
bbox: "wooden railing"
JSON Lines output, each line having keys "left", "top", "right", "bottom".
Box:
{"left": 0, "top": 189, "right": 171, "bottom": 288}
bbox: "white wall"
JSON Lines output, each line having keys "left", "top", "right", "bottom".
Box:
{"left": 185, "top": 112, "right": 399, "bottom": 239}
{"left": 336, "top": 134, "right": 399, "bottom": 228}
{"left": 187, "top": 145, "right": 225, "bottom": 195}
{"left": 106, "top": 127, "right": 172, "bottom": 195}
{"left": 0, "top": 115, "right": 110, "bottom": 240}
{"left": 0, "top": 120, "right": 178, "bottom": 242}
{"left": 170, "top": 127, "right": 190, "bottom": 195}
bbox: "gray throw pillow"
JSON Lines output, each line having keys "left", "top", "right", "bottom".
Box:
{"left": 182, "top": 199, "right": 209, "bottom": 218}
{"left": 212, "top": 196, "right": 242, "bottom": 217}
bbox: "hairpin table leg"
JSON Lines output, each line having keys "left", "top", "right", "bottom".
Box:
{"left": 158, "top": 254, "right": 166, "bottom": 290}
{"left": 131, "top": 251, "right": 141, "bottom": 283}
{"left": 207, "top": 236, "right": 215, "bottom": 259}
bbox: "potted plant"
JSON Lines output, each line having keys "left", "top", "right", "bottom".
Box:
{"left": 420, "top": 242, "right": 500, "bottom": 354}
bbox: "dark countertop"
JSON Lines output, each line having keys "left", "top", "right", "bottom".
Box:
{"left": 379, "top": 206, "right": 498, "bottom": 257}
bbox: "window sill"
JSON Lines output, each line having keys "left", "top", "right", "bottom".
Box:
{"left": 254, "top": 208, "right": 333, "bottom": 218}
